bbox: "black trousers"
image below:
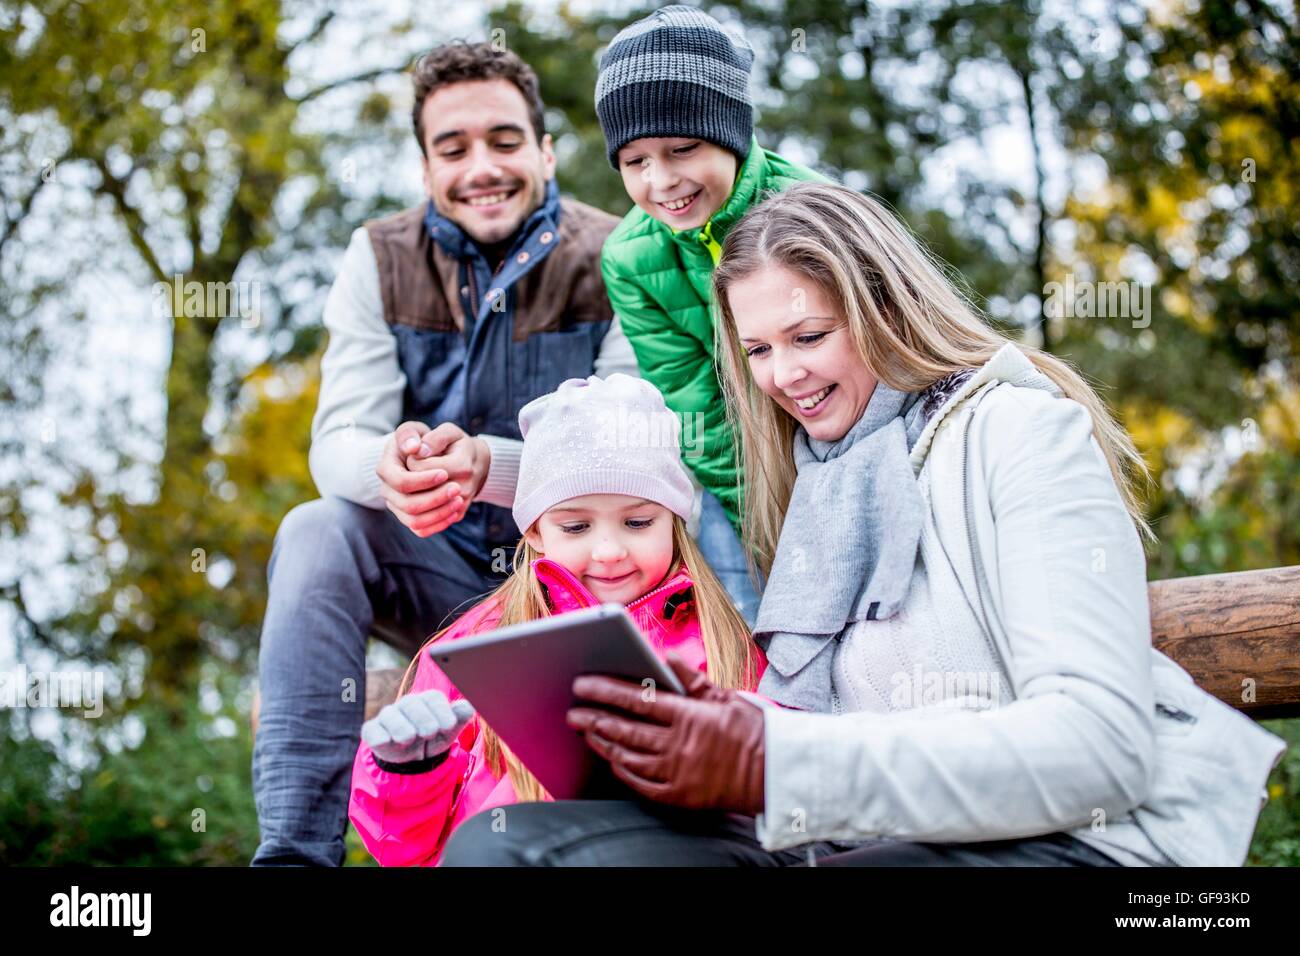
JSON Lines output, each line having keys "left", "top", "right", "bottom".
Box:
{"left": 438, "top": 799, "right": 1123, "bottom": 867}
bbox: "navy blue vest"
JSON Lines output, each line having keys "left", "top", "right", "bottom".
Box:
{"left": 369, "top": 180, "right": 616, "bottom": 567}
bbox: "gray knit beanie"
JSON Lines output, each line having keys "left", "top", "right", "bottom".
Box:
{"left": 513, "top": 374, "right": 696, "bottom": 534}
{"left": 595, "top": 4, "right": 755, "bottom": 169}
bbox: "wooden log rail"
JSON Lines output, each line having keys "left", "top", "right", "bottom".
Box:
{"left": 249, "top": 566, "right": 1300, "bottom": 734}
{"left": 1148, "top": 565, "right": 1300, "bottom": 720}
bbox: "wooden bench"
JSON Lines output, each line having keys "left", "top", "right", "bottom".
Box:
{"left": 249, "top": 565, "right": 1300, "bottom": 734}
{"left": 1148, "top": 565, "right": 1300, "bottom": 720}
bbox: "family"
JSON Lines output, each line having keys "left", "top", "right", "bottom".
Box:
{"left": 251, "top": 5, "right": 1285, "bottom": 868}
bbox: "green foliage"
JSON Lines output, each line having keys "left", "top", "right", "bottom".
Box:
{"left": 0, "top": 672, "right": 257, "bottom": 866}
{"left": 1251, "top": 719, "right": 1300, "bottom": 866}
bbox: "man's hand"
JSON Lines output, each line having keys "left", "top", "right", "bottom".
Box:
{"left": 406, "top": 423, "right": 491, "bottom": 493}
{"left": 376, "top": 421, "right": 491, "bottom": 537}
{"left": 565, "top": 654, "right": 767, "bottom": 814}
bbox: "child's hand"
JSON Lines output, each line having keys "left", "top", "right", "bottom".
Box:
{"left": 361, "top": 689, "right": 476, "bottom": 767}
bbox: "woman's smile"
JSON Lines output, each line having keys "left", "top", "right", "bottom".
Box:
{"left": 790, "top": 383, "right": 837, "bottom": 417}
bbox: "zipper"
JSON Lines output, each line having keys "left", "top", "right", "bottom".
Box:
{"left": 625, "top": 574, "right": 691, "bottom": 614}
{"left": 463, "top": 253, "right": 507, "bottom": 340}
{"left": 437, "top": 750, "right": 479, "bottom": 856}
{"left": 1130, "top": 809, "right": 1189, "bottom": 867}
{"left": 830, "top": 632, "right": 844, "bottom": 714}
{"left": 1154, "top": 702, "right": 1196, "bottom": 723}
{"left": 464, "top": 265, "right": 479, "bottom": 342}
{"left": 460, "top": 249, "right": 517, "bottom": 437}
{"left": 697, "top": 220, "right": 722, "bottom": 265}
{"left": 534, "top": 558, "right": 690, "bottom": 617}
{"left": 448, "top": 751, "right": 477, "bottom": 817}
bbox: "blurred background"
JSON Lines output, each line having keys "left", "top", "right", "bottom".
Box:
{"left": 0, "top": 0, "right": 1296, "bottom": 865}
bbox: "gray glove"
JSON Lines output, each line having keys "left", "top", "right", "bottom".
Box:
{"left": 361, "top": 689, "right": 476, "bottom": 767}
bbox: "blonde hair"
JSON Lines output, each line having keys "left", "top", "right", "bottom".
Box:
{"left": 396, "top": 512, "right": 760, "bottom": 803}
{"left": 711, "top": 181, "right": 1153, "bottom": 578}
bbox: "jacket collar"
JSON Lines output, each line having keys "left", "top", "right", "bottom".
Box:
{"left": 531, "top": 556, "right": 696, "bottom": 623}
{"left": 908, "top": 342, "right": 1062, "bottom": 472}
{"left": 667, "top": 135, "right": 766, "bottom": 254}
{"left": 423, "top": 177, "right": 562, "bottom": 263}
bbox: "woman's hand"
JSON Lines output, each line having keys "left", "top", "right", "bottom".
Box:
{"left": 566, "top": 654, "right": 766, "bottom": 814}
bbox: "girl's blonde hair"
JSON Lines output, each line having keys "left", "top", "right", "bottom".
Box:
{"left": 711, "top": 181, "right": 1153, "bottom": 578}
{"left": 395, "top": 511, "right": 760, "bottom": 803}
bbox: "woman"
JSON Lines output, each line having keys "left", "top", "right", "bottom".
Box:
{"left": 439, "top": 182, "right": 1285, "bottom": 867}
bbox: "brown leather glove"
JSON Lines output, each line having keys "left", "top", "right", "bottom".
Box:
{"left": 566, "top": 653, "right": 766, "bottom": 814}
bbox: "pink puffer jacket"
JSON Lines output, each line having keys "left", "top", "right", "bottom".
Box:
{"left": 348, "top": 556, "right": 766, "bottom": 866}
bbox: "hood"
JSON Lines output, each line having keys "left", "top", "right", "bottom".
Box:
{"left": 530, "top": 556, "right": 697, "bottom": 630}
{"left": 908, "top": 342, "right": 1062, "bottom": 473}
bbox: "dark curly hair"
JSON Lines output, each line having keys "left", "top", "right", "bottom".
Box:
{"left": 411, "top": 41, "right": 547, "bottom": 155}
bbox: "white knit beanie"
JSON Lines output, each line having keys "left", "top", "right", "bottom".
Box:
{"left": 512, "top": 374, "right": 697, "bottom": 533}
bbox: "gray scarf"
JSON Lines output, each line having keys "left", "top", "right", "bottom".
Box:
{"left": 753, "top": 382, "right": 932, "bottom": 712}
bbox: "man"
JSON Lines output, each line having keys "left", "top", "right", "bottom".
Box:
{"left": 251, "top": 41, "right": 638, "bottom": 866}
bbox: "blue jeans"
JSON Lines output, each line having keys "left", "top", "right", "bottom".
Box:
{"left": 692, "top": 489, "right": 763, "bottom": 628}
{"left": 250, "top": 497, "right": 506, "bottom": 866}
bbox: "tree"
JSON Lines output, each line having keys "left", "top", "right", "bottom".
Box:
{"left": 0, "top": 0, "right": 423, "bottom": 711}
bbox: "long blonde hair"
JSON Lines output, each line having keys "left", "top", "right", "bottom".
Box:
{"left": 711, "top": 181, "right": 1153, "bottom": 578}
{"left": 396, "top": 512, "right": 760, "bottom": 803}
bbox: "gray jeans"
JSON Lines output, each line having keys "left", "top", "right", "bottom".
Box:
{"left": 251, "top": 497, "right": 505, "bottom": 866}
{"left": 439, "top": 800, "right": 1123, "bottom": 867}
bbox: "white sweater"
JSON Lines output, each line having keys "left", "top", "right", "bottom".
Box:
{"left": 308, "top": 226, "right": 644, "bottom": 511}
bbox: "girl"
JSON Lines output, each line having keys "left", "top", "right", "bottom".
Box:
{"left": 348, "top": 373, "right": 765, "bottom": 866}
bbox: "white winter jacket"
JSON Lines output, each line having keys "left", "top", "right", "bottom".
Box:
{"left": 753, "top": 343, "right": 1287, "bottom": 866}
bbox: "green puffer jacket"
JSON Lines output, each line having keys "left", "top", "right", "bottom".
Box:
{"left": 601, "top": 137, "right": 825, "bottom": 532}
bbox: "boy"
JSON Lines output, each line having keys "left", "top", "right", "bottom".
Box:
{"left": 596, "top": 4, "right": 825, "bottom": 623}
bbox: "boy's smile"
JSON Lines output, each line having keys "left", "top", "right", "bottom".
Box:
{"left": 658, "top": 189, "right": 702, "bottom": 218}
{"left": 617, "top": 137, "right": 739, "bottom": 232}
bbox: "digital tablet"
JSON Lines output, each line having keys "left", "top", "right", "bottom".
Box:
{"left": 429, "top": 603, "right": 687, "bottom": 800}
